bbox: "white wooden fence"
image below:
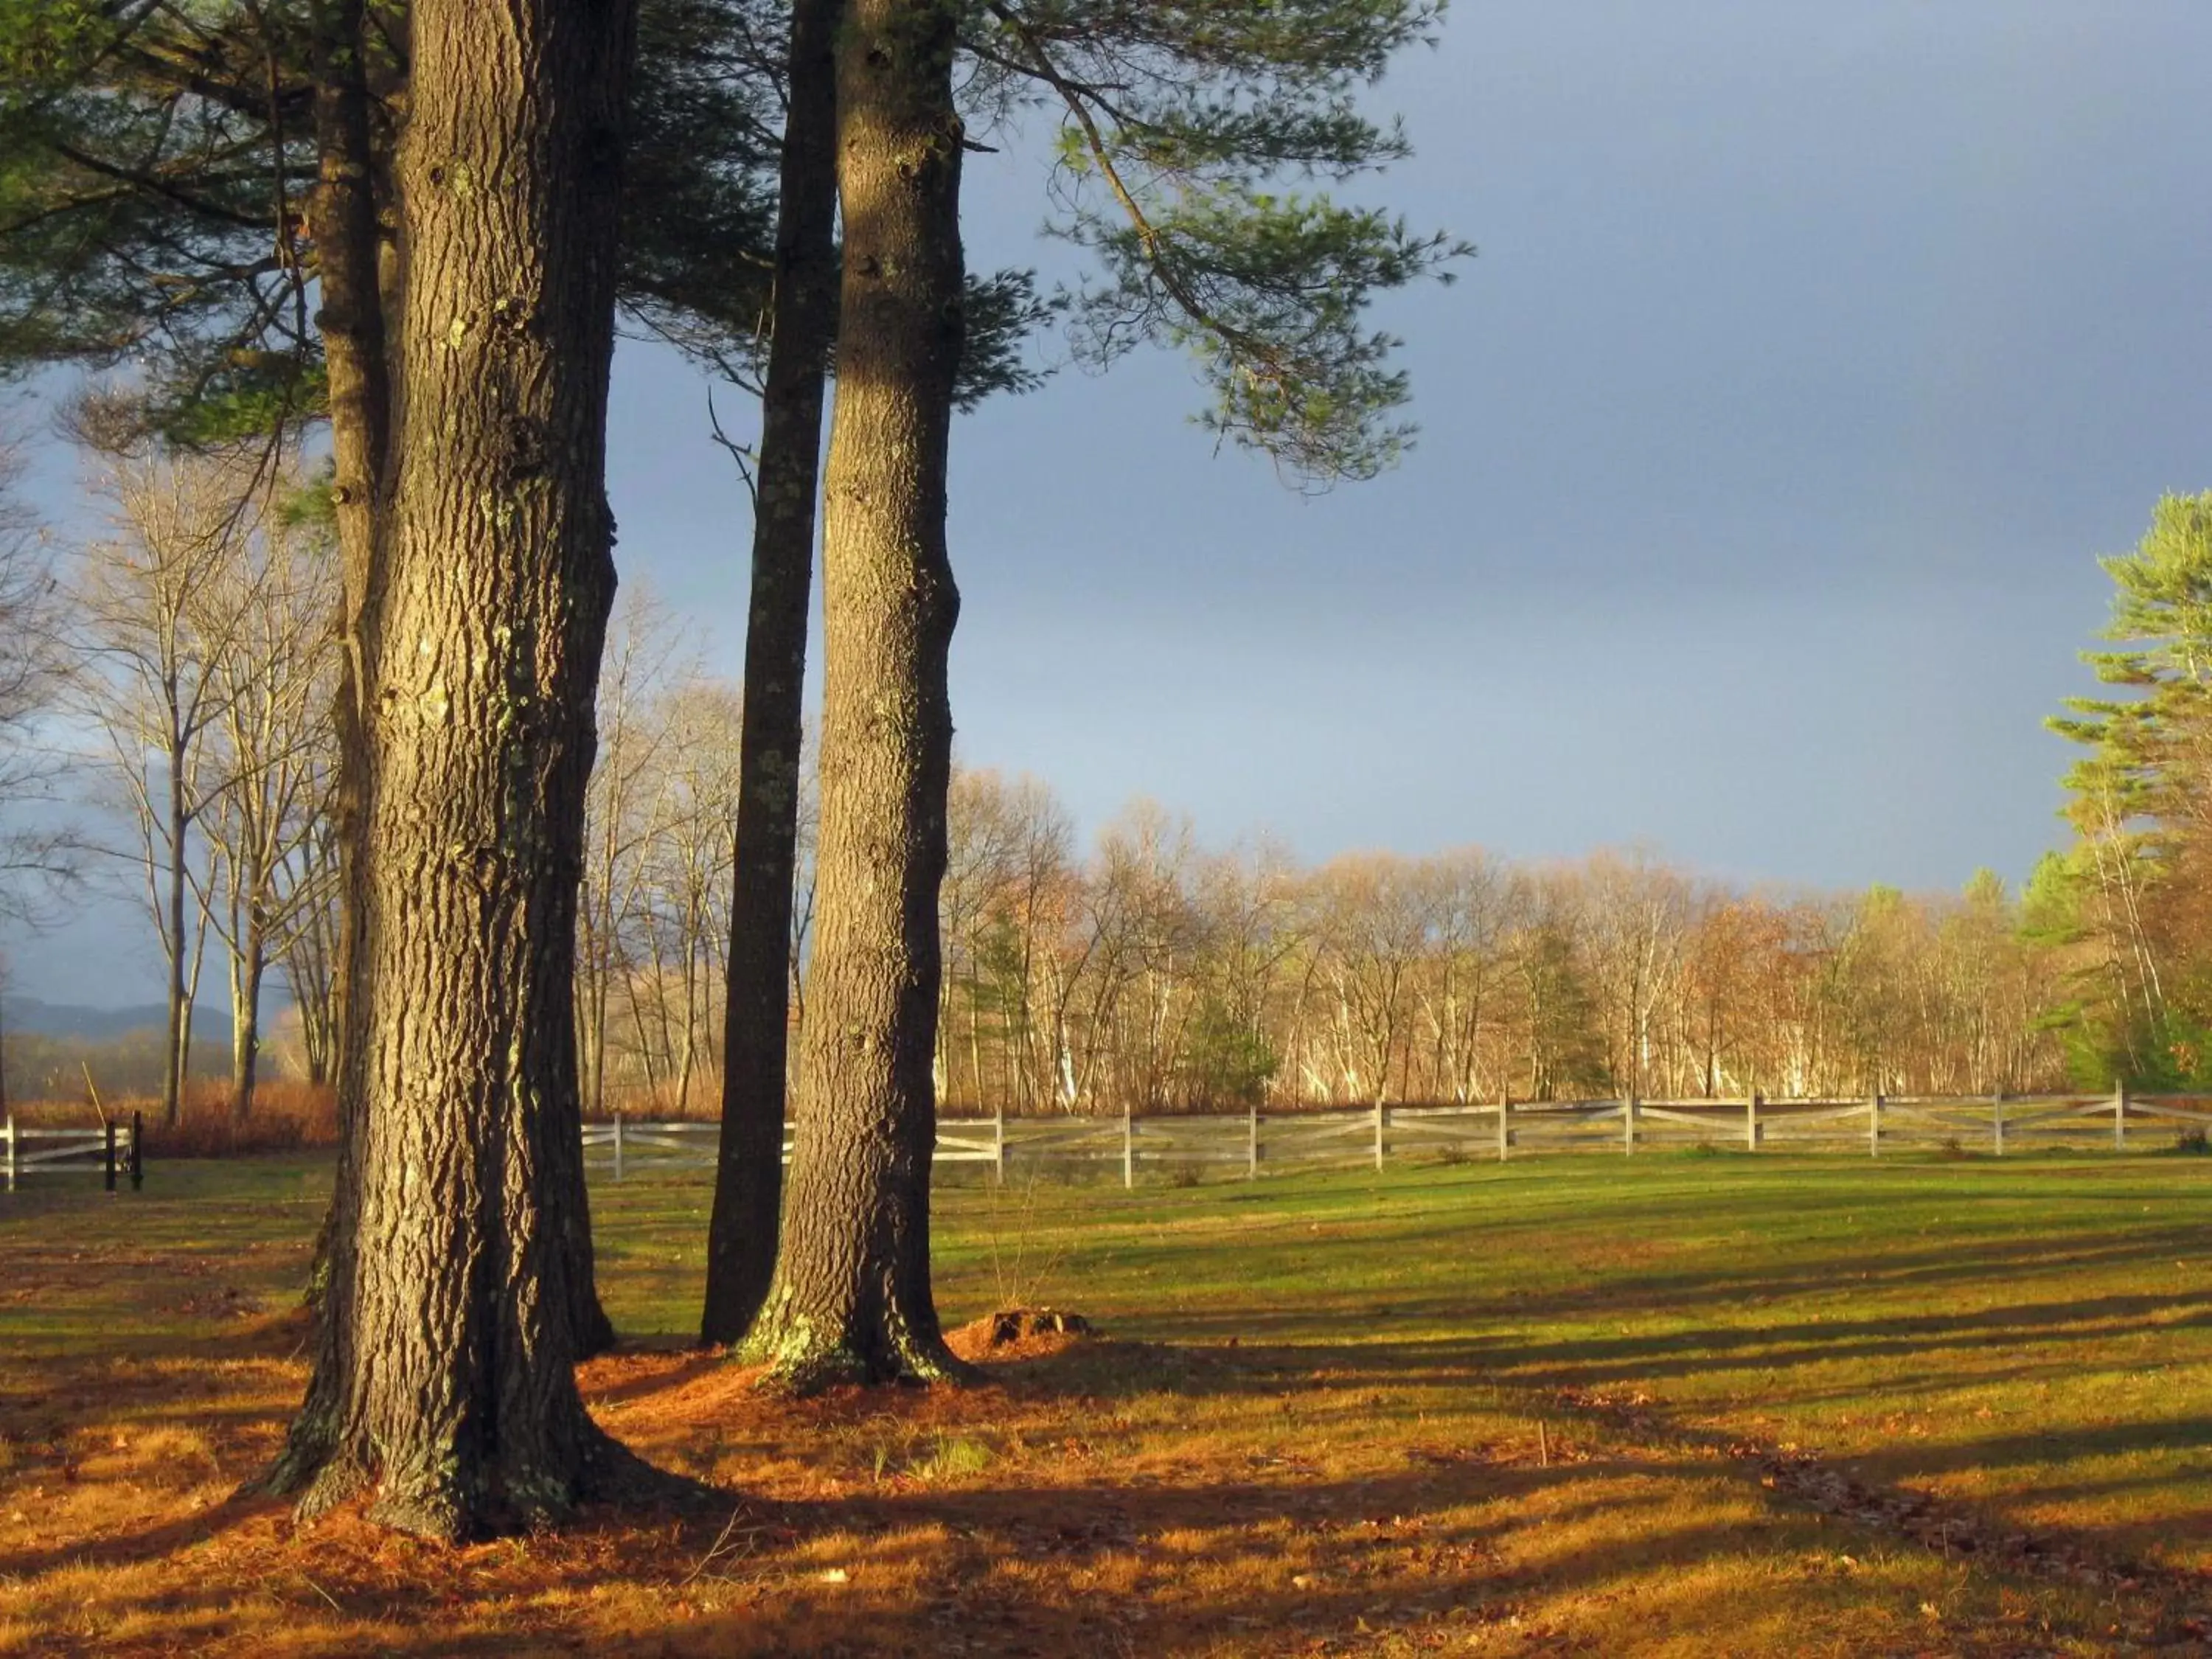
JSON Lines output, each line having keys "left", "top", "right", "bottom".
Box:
{"left": 2, "top": 1113, "right": 144, "bottom": 1194}
{"left": 582, "top": 1088, "right": 2212, "bottom": 1186}
{"left": 579, "top": 1114, "right": 1010, "bottom": 1182}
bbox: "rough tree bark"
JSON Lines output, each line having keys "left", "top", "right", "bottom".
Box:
{"left": 699, "top": 0, "right": 842, "bottom": 1349}
{"left": 739, "top": 0, "right": 972, "bottom": 1391}
{"left": 294, "top": 0, "right": 613, "bottom": 1360}
{"left": 265, "top": 0, "right": 643, "bottom": 1538}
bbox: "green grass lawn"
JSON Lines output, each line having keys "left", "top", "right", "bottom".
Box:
{"left": 599, "top": 1150, "right": 2212, "bottom": 1568}
{"left": 3, "top": 1148, "right": 2208, "bottom": 1656}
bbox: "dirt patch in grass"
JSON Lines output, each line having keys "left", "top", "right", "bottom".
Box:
{"left": 945, "top": 1307, "right": 1096, "bottom": 1362}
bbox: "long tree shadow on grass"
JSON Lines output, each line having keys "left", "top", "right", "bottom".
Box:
{"left": 212, "top": 1458, "right": 1604, "bottom": 1658}
{"left": 986, "top": 1323, "right": 2212, "bottom": 1575}
{"left": 1484, "top": 1290, "right": 2210, "bottom": 1387}
{"left": 7, "top": 1332, "right": 2204, "bottom": 1655}
{"left": 1074, "top": 1283, "right": 2206, "bottom": 1406}
{"left": 1095, "top": 1222, "right": 2210, "bottom": 1341}
{"left": 285, "top": 1438, "right": 2197, "bottom": 1659}
{"left": 0, "top": 1492, "right": 278, "bottom": 1584}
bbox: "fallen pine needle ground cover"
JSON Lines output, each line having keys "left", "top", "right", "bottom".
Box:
{"left": 1, "top": 1152, "right": 2208, "bottom": 1655}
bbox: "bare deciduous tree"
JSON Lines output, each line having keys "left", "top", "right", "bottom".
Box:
{"left": 609, "top": 677, "right": 745, "bottom": 1113}
{"left": 577, "top": 590, "right": 691, "bottom": 1116}
{"left": 196, "top": 487, "right": 340, "bottom": 1119}
{"left": 271, "top": 800, "right": 341, "bottom": 1086}
{"left": 902, "top": 779, "right": 2072, "bottom": 1116}
{"left": 70, "top": 443, "right": 275, "bottom": 1125}
{"left": 1579, "top": 849, "right": 1691, "bottom": 1104}
{"left": 0, "top": 436, "right": 74, "bottom": 926}
{"left": 0, "top": 437, "right": 76, "bottom": 1124}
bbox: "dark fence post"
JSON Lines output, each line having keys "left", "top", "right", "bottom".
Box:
{"left": 104, "top": 1119, "right": 117, "bottom": 1192}
{"left": 130, "top": 1110, "right": 144, "bottom": 1191}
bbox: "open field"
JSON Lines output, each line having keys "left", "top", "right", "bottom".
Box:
{"left": 2, "top": 1152, "right": 2208, "bottom": 1655}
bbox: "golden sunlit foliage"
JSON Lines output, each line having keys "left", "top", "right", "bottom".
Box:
{"left": 931, "top": 782, "right": 2070, "bottom": 1117}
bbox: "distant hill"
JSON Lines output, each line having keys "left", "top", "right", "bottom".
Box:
{"left": 1, "top": 996, "right": 243, "bottom": 1100}
{"left": 1, "top": 995, "right": 233, "bottom": 1045}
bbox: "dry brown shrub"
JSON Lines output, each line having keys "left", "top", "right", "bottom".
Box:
{"left": 5, "top": 1077, "right": 340, "bottom": 1158}
{"left": 592, "top": 1078, "right": 723, "bottom": 1124}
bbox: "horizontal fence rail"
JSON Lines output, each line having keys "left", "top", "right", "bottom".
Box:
{"left": 580, "top": 1089, "right": 2209, "bottom": 1186}
{"left": 2, "top": 1112, "right": 145, "bottom": 1194}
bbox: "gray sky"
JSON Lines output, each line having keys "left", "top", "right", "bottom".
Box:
{"left": 617, "top": 0, "right": 2211, "bottom": 877}
{"left": 13, "top": 0, "right": 2212, "bottom": 1004}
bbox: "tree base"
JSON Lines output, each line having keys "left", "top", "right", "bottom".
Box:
{"left": 254, "top": 1417, "right": 706, "bottom": 1543}
{"left": 738, "top": 1304, "right": 981, "bottom": 1397}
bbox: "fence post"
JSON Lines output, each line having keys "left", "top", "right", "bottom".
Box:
{"left": 993, "top": 1099, "right": 1006, "bottom": 1186}
{"left": 104, "top": 1119, "right": 116, "bottom": 1192}
{"left": 1992, "top": 1090, "right": 2006, "bottom": 1158}
{"left": 613, "top": 1110, "right": 625, "bottom": 1183}
{"left": 1746, "top": 1091, "right": 1760, "bottom": 1152}
{"left": 1869, "top": 1091, "right": 1882, "bottom": 1158}
{"left": 129, "top": 1111, "right": 143, "bottom": 1191}
{"left": 1121, "top": 1102, "right": 1134, "bottom": 1190}
{"left": 4, "top": 1112, "right": 13, "bottom": 1194}
{"left": 1373, "top": 1099, "right": 1386, "bottom": 1172}
{"left": 2114, "top": 1081, "right": 2128, "bottom": 1151}
{"left": 1247, "top": 1101, "right": 1259, "bottom": 1180}
{"left": 1497, "top": 1097, "right": 1510, "bottom": 1164}
{"left": 1624, "top": 1095, "right": 1638, "bottom": 1156}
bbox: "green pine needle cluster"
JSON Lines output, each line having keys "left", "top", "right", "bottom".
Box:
{"left": 973, "top": 0, "right": 1470, "bottom": 489}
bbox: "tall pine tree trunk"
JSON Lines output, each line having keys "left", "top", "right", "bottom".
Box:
{"left": 307, "top": 0, "right": 387, "bottom": 1102}
{"left": 288, "top": 0, "right": 388, "bottom": 1366}
{"left": 740, "top": 0, "right": 970, "bottom": 1391}
{"left": 296, "top": 0, "right": 611, "bottom": 1363}
{"left": 700, "top": 0, "right": 841, "bottom": 1349}
{"left": 265, "top": 0, "right": 642, "bottom": 1539}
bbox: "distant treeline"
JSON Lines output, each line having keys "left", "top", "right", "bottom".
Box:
{"left": 577, "top": 763, "right": 2075, "bottom": 1119}
{"left": 12, "top": 497, "right": 2212, "bottom": 1126}
{"left": 914, "top": 779, "right": 2070, "bottom": 1117}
